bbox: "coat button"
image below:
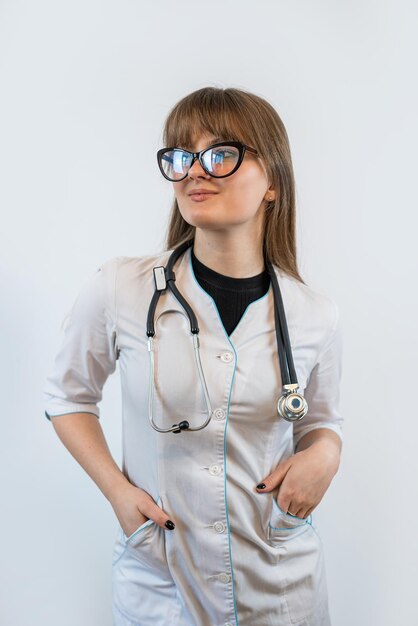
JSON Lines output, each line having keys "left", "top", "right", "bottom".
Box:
{"left": 213, "top": 521, "right": 226, "bottom": 533}
{"left": 219, "top": 351, "right": 233, "bottom": 363}
{"left": 218, "top": 572, "right": 231, "bottom": 583}
{"left": 208, "top": 464, "right": 222, "bottom": 476}
{"left": 214, "top": 408, "right": 226, "bottom": 420}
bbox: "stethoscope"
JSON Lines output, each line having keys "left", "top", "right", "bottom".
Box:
{"left": 146, "top": 238, "right": 308, "bottom": 434}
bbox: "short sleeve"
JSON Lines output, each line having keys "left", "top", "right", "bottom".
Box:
{"left": 43, "top": 258, "right": 119, "bottom": 421}
{"left": 293, "top": 299, "right": 343, "bottom": 451}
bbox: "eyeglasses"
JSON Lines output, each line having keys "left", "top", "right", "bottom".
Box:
{"left": 156, "top": 140, "right": 259, "bottom": 182}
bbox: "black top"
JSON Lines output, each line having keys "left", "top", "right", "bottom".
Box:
{"left": 191, "top": 248, "right": 271, "bottom": 336}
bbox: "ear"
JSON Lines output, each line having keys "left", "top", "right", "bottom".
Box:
{"left": 264, "top": 187, "right": 276, "bottom": 203}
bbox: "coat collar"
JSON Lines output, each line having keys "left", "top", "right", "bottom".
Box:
{"left": 153, "top": 244, "right": 296, "bottom": 347}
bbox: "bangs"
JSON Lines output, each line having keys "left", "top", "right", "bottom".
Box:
{"left": 163, "top": 90, "right": 256, "bottom": 150}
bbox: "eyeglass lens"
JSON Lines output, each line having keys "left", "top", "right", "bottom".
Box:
{"left": 160, "top": 145, "right": 240, "bottom": 181}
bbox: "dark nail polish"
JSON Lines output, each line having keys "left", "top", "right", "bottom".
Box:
{"left": 165, "top": 520, "right": 175, "bottom": 530}
{"left": 257, "top": 483, "right": 266, "bottom": 489}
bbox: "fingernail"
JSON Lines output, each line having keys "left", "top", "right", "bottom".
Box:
{"left": 256, "top": 483, "right": 266, "bottom": 489}
{"left": 165, "top": 520, "right": 175, "bottom": 530}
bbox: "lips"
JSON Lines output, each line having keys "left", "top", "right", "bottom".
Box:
{"left": 188, "top": 191, "right": 218, "bottom": 202}
{"left": 187, "top": 189, "right": 218, "bottom": 196}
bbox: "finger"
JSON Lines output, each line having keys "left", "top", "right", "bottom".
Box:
{"left": 256, "top": 460, "right": 292, "bottom": 492}
{"left": 276, "top": 495, "right": 292, "bottom": 514}
{"left": 286, "top": 504, "right": 301, "bottom": 517}
{"left": 288, "top": 505, "right": 312, "bottom": 519}
{"left": 124, "top": 511, "right": 149, "bottom": 537}
{"left": 140, "top": 499, "right": 176, "bottom": 531}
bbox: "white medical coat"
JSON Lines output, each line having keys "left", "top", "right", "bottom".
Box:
{"left": 44, "top": 245, "right": 343, "bottom": 626}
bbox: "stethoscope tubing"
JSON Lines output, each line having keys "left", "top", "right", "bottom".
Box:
{"left": 264, "top": 255, "right": 297, "bottom": 386}
{"left": 146, "top": 238, "right": 308, "bottom": 433}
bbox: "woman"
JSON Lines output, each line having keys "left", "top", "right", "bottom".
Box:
{"left": 44, "top": 86, "right": 343, "bottom": 626}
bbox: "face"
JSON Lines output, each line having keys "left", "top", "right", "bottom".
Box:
{"left": 173, "top": 131, "right": 275, "bottom": 232}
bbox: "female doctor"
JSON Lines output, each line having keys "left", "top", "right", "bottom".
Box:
{"left": 44, "top": 86, "right": 343, "bottom": 626}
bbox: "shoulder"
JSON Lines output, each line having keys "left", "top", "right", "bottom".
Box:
{"left": 276, "top": 267, "right": 339, "bottom": 349}
{"left": 102, "top": 250, "right": 173, "bottom": 285}
{"left": 98, "top": 251, "right": 175, "bottom": 308}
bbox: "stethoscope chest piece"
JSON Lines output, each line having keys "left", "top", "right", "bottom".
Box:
{"left": 277, "top": 385, "right": 308, "bottom": 422}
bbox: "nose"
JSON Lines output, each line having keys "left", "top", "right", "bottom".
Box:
{"left": 187, "top": 157, "right": 210, "bottom": 180}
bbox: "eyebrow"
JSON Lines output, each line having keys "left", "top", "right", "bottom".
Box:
{"left": 181, "top": 136, "right": 227, "bottom": 151}
{"left": 206, "top": 136, "right": 226, "bottom": 145}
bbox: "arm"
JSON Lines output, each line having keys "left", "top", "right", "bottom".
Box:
{"left": 294, "top": 427, "right": 341, "bottom": 473}
{"left": 256, "top": 299, "right": 344, "bottom": 517}
{"left": 44, "top": 260, "right": 175, "bottom": 532}
{"left": 292, "top": 298, "right": 344, "bottom": 460}
{"left": 50, "top": 412, "right": 129, "bottom": 501}
{"left": 50, "top": 411, "right": 175, "bottom": 532}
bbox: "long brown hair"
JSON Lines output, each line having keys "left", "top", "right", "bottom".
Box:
{"left": 160, "top": 86, "right": 306, "bottom": 285}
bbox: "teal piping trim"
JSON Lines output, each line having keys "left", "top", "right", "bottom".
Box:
{"left": 189, "top": 251, "right": 271, "bottom": 626}
{"left": 268, "top": 520, "right": 311, "bottom": 531}
{"left": 44, "top": 410, "right": 99, "bottom": 421}
{"left": 269, "top": 497, "right": 313, "bottom": 529}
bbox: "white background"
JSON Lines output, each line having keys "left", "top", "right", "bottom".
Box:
{"left": 1, "top": 1, "right": 417, "bottom": 624}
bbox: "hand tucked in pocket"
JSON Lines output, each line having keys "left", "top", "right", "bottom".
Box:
{"left": 255, "top": 439, "right": 341, "bottom": 519}
{"left": 109, "top": 482, "right": 176, "bottom": 535}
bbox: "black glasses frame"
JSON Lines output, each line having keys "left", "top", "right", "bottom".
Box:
{"left": 156, "top": 140, "right": 259, "bottom": 182}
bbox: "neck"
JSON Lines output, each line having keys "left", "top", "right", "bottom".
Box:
{"left": 192, "top": 228, "right": 265, "bottom": 278}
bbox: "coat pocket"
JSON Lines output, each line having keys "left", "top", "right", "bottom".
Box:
{"left": 123, "top": 516, "right": 156, "bottom": 545}
{"left": 267, "top": 494, "right": 312, "bottom": 545}
{"left": 112, "top": 495, "right": 178, "bottom": 623}
{"left": 268, "top": 495, "right": 329, "bottom": 623}
{"left": 112, "top": 495, "right": 163, "bottom": 568}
